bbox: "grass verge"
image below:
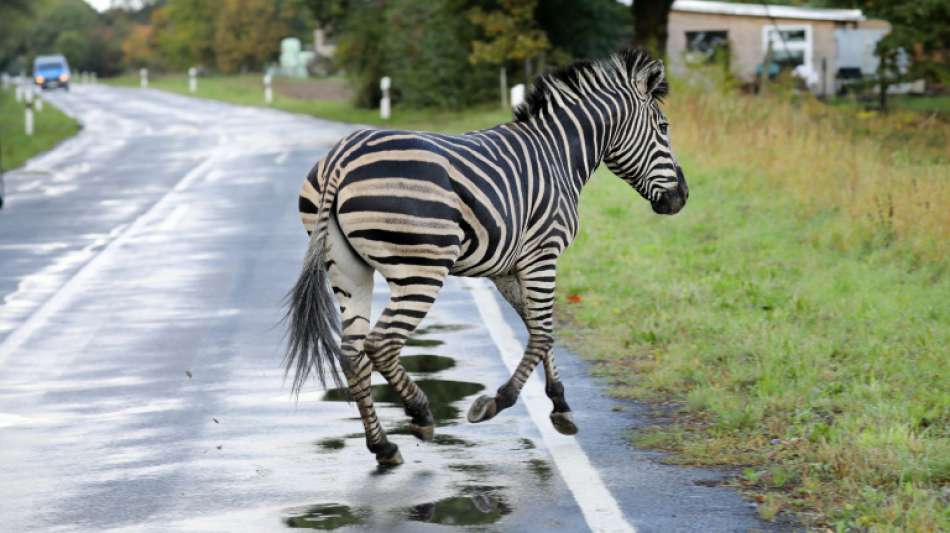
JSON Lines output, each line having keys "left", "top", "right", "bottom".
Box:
{"left": 1, "top": 87, "right": 79, "bottom": 173}
{"left": 558, "top": 78, "right": 949, "bottom": 529}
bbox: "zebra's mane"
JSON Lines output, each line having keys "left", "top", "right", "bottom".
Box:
{"left": 513, "top": 48, "right": 667, "bottom": 123}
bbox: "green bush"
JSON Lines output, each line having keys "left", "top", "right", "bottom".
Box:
{"left": 336, "top": 0, "right": 496, "bottom": 110}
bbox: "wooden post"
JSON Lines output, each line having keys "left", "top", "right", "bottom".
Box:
{"left": 24, "top": 88, "right": 34, "bottom": 136}
{"left": 759, "top": 39, "right": 773, "bottom": 96}
{"left": 499, "top": 67, "right": 508, "bottom": 110}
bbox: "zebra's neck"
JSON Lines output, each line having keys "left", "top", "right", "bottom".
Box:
{"left": 517, "top": 87, "right": 629, "bottom": 200}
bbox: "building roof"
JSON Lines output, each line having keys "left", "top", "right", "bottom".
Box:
{"left": 670, "top": 1, "right": 865, "bottom": 22}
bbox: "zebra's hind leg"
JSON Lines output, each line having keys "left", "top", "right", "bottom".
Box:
{"left": 363, "top": 274, "right": 447, "bottom": 442}
{"left": 326, "top": 217, "right": 402, "bottom": 465}
{"left": 469, "top": 265, "right": 577, "bottom": 434}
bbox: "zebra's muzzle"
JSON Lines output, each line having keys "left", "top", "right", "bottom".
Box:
{"left": 651, "top": 167, "right": 688, "bottom": 215}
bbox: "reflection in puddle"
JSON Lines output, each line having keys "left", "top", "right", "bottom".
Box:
{"left": 404, "top": 491, "right": 511, "bottom": 526}
{"left": 282, "top": 503, "right": 368, "bottom": 529}
{"left": 323, "top": 379, "right": 484, "bottom": 423}
{"left": 315, "top": 438, "right": 344, "bottom": 451}
{"left": 400, "top": 354, "right": 455, "bottom": 373}
{"left": 405, "top": 337, "right": 444, "bottom": 347}
{"left": 449, "top": 463, "right": 488, "bottom": 474}
{"left": 526, "top": 458, "right": 553, "bottom": 482}
{"left": 414, "top": 323, "right": 474, "bottom": 336}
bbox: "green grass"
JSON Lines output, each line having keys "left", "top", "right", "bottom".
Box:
{"left": 105, "top": 73, "right": 511, "bottom": 134}
{"left": 1, "top": 88, "right": 79, "bottom": 173}
{"left": 558, "top": 163, "right": 949, "bottom": 530}
{"left": 832, "top": 94, "right": 950, "bottom": 119}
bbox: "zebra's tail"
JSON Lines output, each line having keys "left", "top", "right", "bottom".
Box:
{"left": 283, "top": 164, "right": 348, "bottom": 397}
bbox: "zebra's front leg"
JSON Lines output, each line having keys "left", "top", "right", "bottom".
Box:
{"left": 469, "top": 267, "right": 577, "bottom": 434}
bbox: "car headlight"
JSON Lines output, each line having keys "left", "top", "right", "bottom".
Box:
{"left": 35, "top": 75, "right": 44, "bottom": 84}
{"left": 59, "top": 73, "right": 69, "bottom": 82}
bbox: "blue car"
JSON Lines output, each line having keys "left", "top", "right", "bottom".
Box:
{"left": 33, "top": 54, "right": 71, "bottom": 90}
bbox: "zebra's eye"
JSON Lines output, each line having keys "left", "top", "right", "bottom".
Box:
{"left": 659, "top": 122, "right": 669, "bottom": 135}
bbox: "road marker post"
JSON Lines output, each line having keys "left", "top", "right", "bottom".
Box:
{"left": 263, "top": 73, "right": 273, "bottom": 104}
{"left": 91, "top": 72, "right": 97, "bottom": 84}
{"left": 140, "top": 68, "right": 148, "bottom": 88}
{"left": 380, "top": 76, "right": 391, "bottom": 120}
{"left": 35, "top": 93, "right": 43, "bottom": 112}
{"left": 510, "top": 83, "right": 525, "bottom": 111}
{"left": 15, "top": 83, "right": 23, "bottom": 103}
{"left": 24, "top": 88, "right": 34, "bottom": 136}
{"left": 188, "top": 67, "right": 197, "bottom": 93}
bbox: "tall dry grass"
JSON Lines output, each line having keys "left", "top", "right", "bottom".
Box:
{"left": 667, "top": 73, "right": 950, "bottom": 262}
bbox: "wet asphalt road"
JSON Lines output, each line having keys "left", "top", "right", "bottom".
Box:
{"left": 0, "top": 86, "right": 785, "bottom": 532}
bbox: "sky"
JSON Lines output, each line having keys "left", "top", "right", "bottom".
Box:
{"left": 84, "top": 0, "right": 110, "bottom": 11}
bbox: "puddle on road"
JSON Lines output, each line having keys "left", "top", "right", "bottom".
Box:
{"left": 405, "top": 338, "right": 443, "bottom": 348}
{"left": 404, "top": 490, "right": 511, "bottom": 526}
{"left": 414, "top": 323, "right": 474, "bottom": 336}
{"left": 399, "top": 354, "right": 455, "bottom": 374}
{"left": 323, "top": 379, "right": 484, "bottom": 423}
{"left": 315, "top": 438, "right": 344, "bottom": 451}
{"left": 526, "top": 458, "right": 554, "bottom": 482}
{"left": 282, "top": 503, "right": 368, "bottom": 529}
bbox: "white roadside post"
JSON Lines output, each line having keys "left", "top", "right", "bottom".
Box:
{"left": 379, "top": 76, "right": 391, "bottom": 120}
{"left": 91, "top": 72, "right": 97, "bottom": 84}
{"left": 1, "top": 73, "right": 9, "bottom": 90}
{"left": 140, "top": 68, "right": 148, "bottom": 88}
{"left": 188, "top": 67, "right": 197, "bottom": 93}
{"left": 24, "top": 87, "right": 34, "bottom": 136}
{"left": 35, "top": 92, "right": 43, "bottom": 112}
{"left": 263, "top": 73, "right": 273, "bottom": 104}
{"left": 15, "top": 82, "right": 23, "bottom": 103}
{"left": 510, "top": 83, "right": 525, "bottom": 111}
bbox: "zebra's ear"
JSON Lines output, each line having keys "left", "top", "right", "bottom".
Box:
{"left": 634, "top": 60, "right": 665, "bottom": 100}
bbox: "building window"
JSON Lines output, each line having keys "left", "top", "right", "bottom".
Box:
{"left": 761, "top": 24, "right": 813, "bottom": 71}
{"left": 685, "top": 31, "right": 729, "bottom": 64}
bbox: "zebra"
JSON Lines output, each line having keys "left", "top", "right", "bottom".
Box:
{"left": 286, "top": 48, "right": 688, "bottom": 465}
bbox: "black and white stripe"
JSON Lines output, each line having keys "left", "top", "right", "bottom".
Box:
{"left": 287, "top": 48, "right": 688, "bottom": 465}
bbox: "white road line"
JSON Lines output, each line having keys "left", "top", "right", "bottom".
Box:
{"left": 463, "top": 277, "right": 637, "bottom": 533}
{"left": 0, "top": 156, "right": 217, "bottom": 366}
{"left": 158, "top": 205, "right": 189, "bottom": 232}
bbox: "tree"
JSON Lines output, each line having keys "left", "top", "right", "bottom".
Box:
{"left": 152, "top": 0, "right": 217, "bottom": 69}
{"left": 468, "top": 0, "right": 552, "bottom": 83}
{"left": 631, "top": 0, "right": 675, "bottom": 58}
{"left": 122, "top": 23, "right": 158, "bottom": 69}
{"left": 536, "top": 0, "right": 631, "bottom": 60}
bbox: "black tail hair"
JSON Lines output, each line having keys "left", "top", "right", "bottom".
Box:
{"left": 283, "top": 230, "right": 348, "bottom": 396}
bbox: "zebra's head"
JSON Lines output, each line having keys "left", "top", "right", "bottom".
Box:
{"left": 603, "top": 55, "right": 689, "bottom": 215}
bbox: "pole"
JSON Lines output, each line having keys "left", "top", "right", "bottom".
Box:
{"left": 140, "top": 68, "right": 148, "bottom": 88}
{"left": 24, "top": 88, "right": 34, "bottom": 136}
{"left": 380, "top": 76, "right": 391, "bottom": 120}
{"left": 188, "top": 67, "right": 197, "bottom": 93}
{"left": 264, "top": 73, "right": 273, "bottom": 104}
{"left": 499, "top": 67, "right": 508, "bottom": 110}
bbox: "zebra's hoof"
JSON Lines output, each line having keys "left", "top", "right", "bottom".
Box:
{"left": 467, "top": 395, "right": 497, "bottom": 423}
{"left": 409, "top": 423, "right": 434, "bottom": 441}
{"left": 550, "top": 411, "right": 578, "bottom": 435}
{"left": 376, "top": 447, "right": 404, "bottom": 466}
